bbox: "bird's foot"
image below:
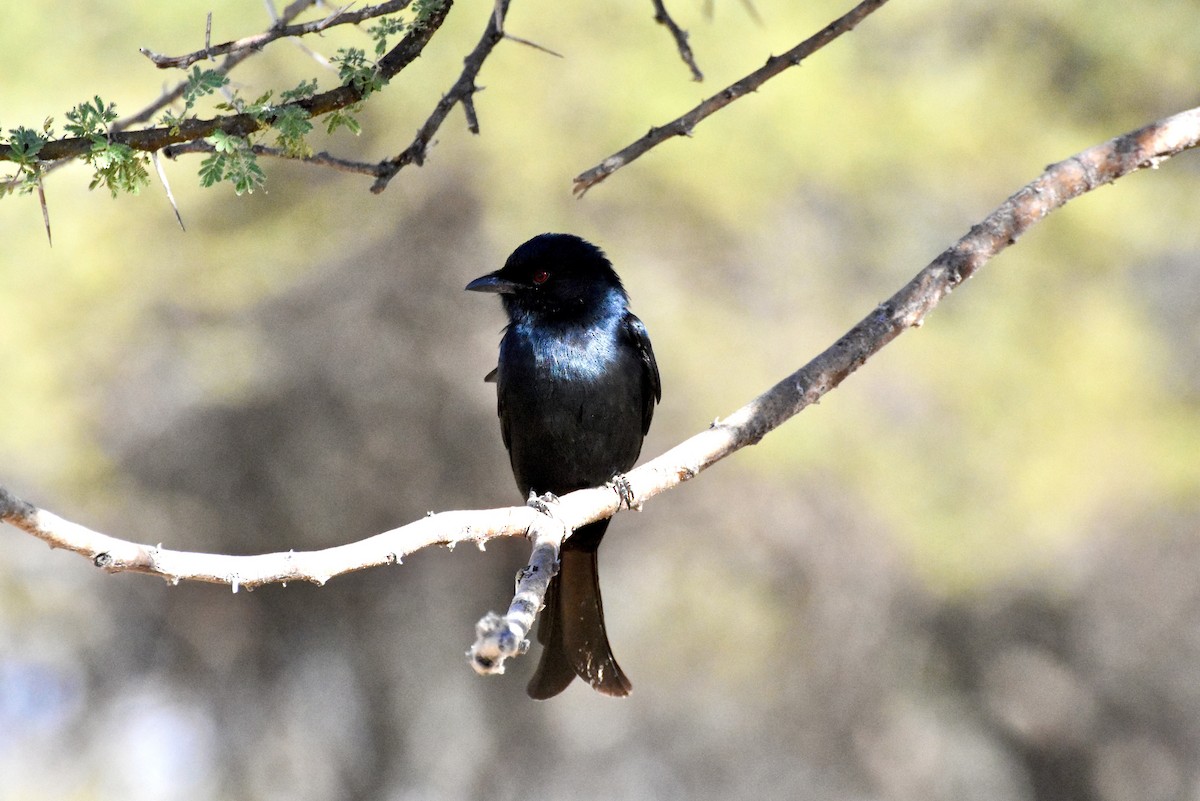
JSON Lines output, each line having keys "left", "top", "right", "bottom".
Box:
{"left": 609, "top": 473, "right": 640, "bottom": 511}
{"left": 526, "top": 490, "right": 560, "bottom": 516}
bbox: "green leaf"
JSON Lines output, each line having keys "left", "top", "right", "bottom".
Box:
{"left": 199, "top": 133, "right": 266, "bottom": 195}
{"left": 183, "top": 67, "right": 229, "bottom": 112}
{"left": 334, "top": 48, "right": 384, "bottom": 96}
{"left": 229, "top": 156, "right": 266, "bottom": 196}
{"left": 368, "top": 16, "right": 407, "bottom": 57}
{"left": 198, "top": 152, "right": 226, "bottom": 188}
{"left": 6, "top": 126, "right": 46, "bottom": 162}
{"left": 413, "top": 0, "right": 446, "bottom": 28}
{"left": 64, "top": 96, "right": 118, "bottom": 138}
{"left": 272, "top": 105, "right": 313, "bottom": 158}
{"left": 84, "top": 137, "right": 150, "bottom": 197}
{"left": 324, "top": 106, "right": 363, "bottom": 136}
{"left": 209, "top": 129, "right": 239, "bottom": 154}
{"left": 281, "top": 79, "right": 319, "bottom": 103}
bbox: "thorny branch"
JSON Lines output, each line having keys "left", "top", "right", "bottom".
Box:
{"left": 140, "top": 0, "right": 416, "bottom": 69}
{"left": 3, "top": 0, "right": 518, "bottom": 196}
{"left": 651, "top": 0, "right": 703, "bottom": 81}
{"left": 170, "top": 0, "right": 518, "bottom": 188}
{"left": 165, "top": 139, "right": 385, "bottom": 177}
{"left": 573, "top": 0, "right": 892, "bottom": 195}
{"left": 0, "top": 0, "right": 454, "bottom": 166}
{"left": 121, "top": 0, "right": 326, "bottom": 131}
{"left": 4, "top": 0, "right": 889, "bottom": 201}
{"left": 369, "top": 0, "right": 513, "bottom": 192}
{"left": 7, "top": 0, "right": 325, "bottom": 192}
{"left": 5, "top": 104, "right": 1199, "bottom": 674}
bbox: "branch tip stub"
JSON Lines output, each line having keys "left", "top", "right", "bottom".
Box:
{"left": 469, "top": 611, "right": 523, "bottom": 676}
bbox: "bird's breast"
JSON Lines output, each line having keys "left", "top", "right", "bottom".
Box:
{"left": 507, "top": 319, "right": 622, "bottom": 383}
{"left": 497, "top": 317, "right": 645, "bottom": 492}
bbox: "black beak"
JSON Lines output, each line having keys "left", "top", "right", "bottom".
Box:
{"left": 465, "top": 272, "right": 519, "bottom": 294}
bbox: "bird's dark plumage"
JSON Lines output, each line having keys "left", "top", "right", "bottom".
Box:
{"left": 466, "top": 233, "right": 660, "bottom": 699}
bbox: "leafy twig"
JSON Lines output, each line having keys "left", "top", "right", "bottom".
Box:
{"left": 573, "top": 0, "right": 891, "bottom": 195}
{"left": 166, "top": 138, "right": 387, "bottom": 178}
{"left": 118, "top": 0, "right": 322, "bottom": 131}
{"left": 0, "top": 1, "right": 453, "bottom": 168}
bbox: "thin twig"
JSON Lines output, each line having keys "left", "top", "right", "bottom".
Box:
{"left": 165, "top": 139, "right": 387, "bottom": 177}
{"left": 574, "top": 0, "right": 891, "bottom": 195}
{"left": 5, "top": 105, "right": 1199, "bottom": 674}
{"left": 501, "top": 32, "right": 563, "bottom": 59}
{"left": 370, "top": 0, "right": 510, "bottom": 193}
{"left": 651, "top": 0, "right": 703, "bottom": 81}
{"left": 140, "top": 0, "right": 413, "bottom": 70}
{"left": 118, "top": 0, "right": 322, "bottom": 131}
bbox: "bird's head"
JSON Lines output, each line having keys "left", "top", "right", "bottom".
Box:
{"left": 465, "top": 233, "right": 628, "bottom": 322}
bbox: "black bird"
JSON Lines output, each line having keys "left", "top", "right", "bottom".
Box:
{"left": 466, "top": 233, "right": 661, "bottom": 699}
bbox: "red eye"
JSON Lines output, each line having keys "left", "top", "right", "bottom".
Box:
{"left": 532, "top": 270, "right": 550, "bottom": 284}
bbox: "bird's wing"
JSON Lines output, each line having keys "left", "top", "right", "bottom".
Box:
{"left": 622, "top": 312, "right": 661, "bottom": 434}
{"left": 483, "top": 367, "right": 498, "bottom": 383}
{"left": 494, "top": 368, "right": 511, "bottom": 453}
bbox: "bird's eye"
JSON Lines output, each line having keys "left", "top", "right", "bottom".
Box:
{"left": 532, "top": 270, "right": 550, "bottom": 285}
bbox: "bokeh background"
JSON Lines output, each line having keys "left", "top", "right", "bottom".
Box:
{"left": 3, "top": 1, "right": 1200, "bottom": 799}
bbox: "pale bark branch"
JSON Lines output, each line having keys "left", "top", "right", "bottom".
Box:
{"left": 4, "top": 105, "right": 1199, "bottom": 674}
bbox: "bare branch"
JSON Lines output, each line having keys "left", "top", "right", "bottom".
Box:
{"left": 0, "top": 483, "right": 558, "bottom": 590}
{"left": 140, "top": 1, "right": 415, "bottom": 70}
{"left": 370, "top": 0, "right": 510, "bottom": 193}
{"left": 651, "top": 0, "right": 703, "bottom": 81}
{"left": 4, "top": 106, "right": 1199, "bottom": 674}
{"left": 165, "top": 139, "right": 388, "bottom": 177}
{"left": 574, "top": 0, "right": 891, "bottom": 195}
{"left": 469, "top": 520, "right": 564, "bottom": 674}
